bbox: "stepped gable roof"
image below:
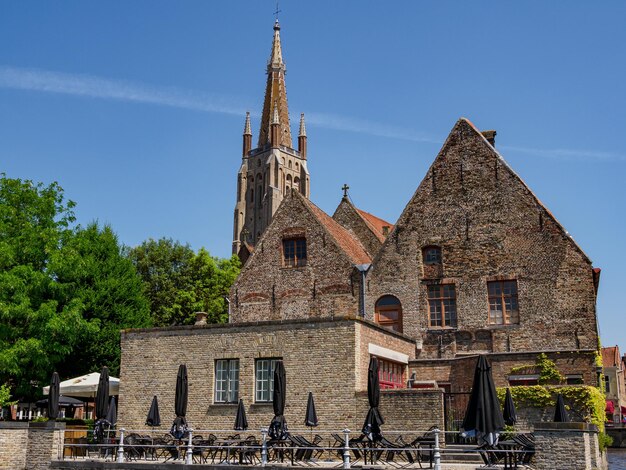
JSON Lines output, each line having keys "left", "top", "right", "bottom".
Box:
{"left": 299, "top": 194, "right": 371, "bottom": 265}
{"left": 355, "top": 208, "right": 394, "bottom": 242}
{"left": 603, "top": 346, "right": 621, "bottom": 368}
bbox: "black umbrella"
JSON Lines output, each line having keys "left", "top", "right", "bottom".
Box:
{"left": 171, "top": 364, "right": 189, "bottom": 439}
{"left": 48, "top": 372, "right": 60, "bottom": 420}
{"left": 503, "top": 388, "right": 517, "bottom": 426}
{"left": 106, "top": 397, "right": 117, "bottom": 426}
{"left": 462, "top": 355, "right": 504, "bottom": 446}
{"left": 362, "top": 356, "right": 384, "bottom": 442}
{"left": 554, "top": 393, "right": 569, "bottom": 422}
{"left": 268, "top": 360, "right": 288, "bottom": 440}
{"left": 94, "top": 366, "right": 110, "bottom": 442}
{"left": 234, "top": 399, "right": 249, "bottom": 431}
{"left": 146, "top": 395, "right": 161, "bottom": 427}
{"left": 305, "top": 391, "right": 318, "bottom": 427}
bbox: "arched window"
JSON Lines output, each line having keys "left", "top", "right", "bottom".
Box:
{"left": 293, "top": 177, "right": 300, "bottom": 192}
{"left": 375, "top": 295, "right": 402, "bottom": 333}
{"left": 286, "top": 174, "right": 292, "bottom": 191}
{"left": 288, "top": 160, "right": 292, "bottom": 169}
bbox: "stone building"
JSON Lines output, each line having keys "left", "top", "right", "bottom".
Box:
{"left": 117, "top": 19, "right": 602, "bottom": 435}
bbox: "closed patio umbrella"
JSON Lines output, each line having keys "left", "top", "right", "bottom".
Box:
{"left": 146, "top": 395, "right": 161, "bottom": 427}
{"left": 305, "top": 391, "right": 318, "bottom": 427}
{"left": 461, "top": 355, "right": 504, "bottom": 447}
{"left": 268, "top": 360, "right": 288, "bottom": 440}
{"left": 94, "top": 366, "right": 110, "bottom": 442}
{"left": 106, "top": 397, "right": 117, "bottom": 426}
{"left": 362, "top": 357, "right": 384, "bottom": 442}
{"left": 171, "top": 364, "right": 189, "bottom": 439}
{"left": 503, "top": 388, "right": 517, "bottom": 426}
{"left": 234, "top": 399, "right": 248, "bottom": 431}
{"left": 48, "top": 372, "right": 60, "bottom": 420}
{"left": 554, "top": 394, "right": 569, "bottom": 422}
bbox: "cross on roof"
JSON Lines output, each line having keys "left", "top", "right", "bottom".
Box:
{"left": 274, "top": 2, "right": 281, "bottom": 21}
{"left": 342, "top": 184, "right": 350, "bottom": 198}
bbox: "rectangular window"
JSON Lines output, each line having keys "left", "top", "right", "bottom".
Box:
{"left": 255, "top": 358, "right": 280, "bottom": 402}
{"left": 377, "top": 357, "right": 405, "bottom": 389}
{"left": 427, "top": 284, "right": 457, "bottom": 328}
{"left": 488, "top": 280, "right": 519, "bottom": 325}
{"left": 214, "top": 359, "right": 239, "bottom": 403}
{"left": 283, "top": 238, "right": 307, "bottom": 267}
{"left": 605, "top": 375, "right": 611, "bottom": 394}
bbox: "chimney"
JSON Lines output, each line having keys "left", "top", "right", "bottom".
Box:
{"left": 481, "top": 130, "right": 497, "bottom": 147}
{"left": 194, "top": 312, "right": 208, "bottom": 325}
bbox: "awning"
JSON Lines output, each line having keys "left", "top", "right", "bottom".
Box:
{"left": 42, "top": 372, "right": 119, "bottom": 398}
{"left": 605, "top": 400, "right": 615, "bottom": 414}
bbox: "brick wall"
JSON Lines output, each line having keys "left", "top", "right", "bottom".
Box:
{"left": 365, "top": 118, "right": 598, "bottom": 379}
{"left": 231, "top": 193, "right": 362, "bottom": 323}
{"left": 332, "top": 198, "right": 382, "bottom": 259}
{"left": 119, "top": 317, "right": 425, "bottom": 433}
{"left": 533, "top": 423, "right": 604, "bottom": 470}
{"left": 410, "top": 351, "right": 598, "bottom": 390}
{"left": 0, "top": 422, "right": 64, "bottom": 470}
{"left": 0, "top": 422, "right": 28, "bottom": 469}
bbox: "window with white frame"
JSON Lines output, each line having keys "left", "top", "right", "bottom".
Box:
{"left": 255, "top": 358, "right": 280, "bottom": 402}
{"left": 215, "top": 359, "right": 239, "bottom": 403}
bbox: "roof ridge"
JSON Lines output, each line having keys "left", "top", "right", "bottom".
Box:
{"left": 298, "top": 194, "right": 371, "bottom": 265}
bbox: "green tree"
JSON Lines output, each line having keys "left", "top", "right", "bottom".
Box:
{"left": 50, "top": 223, "right": 151, "bottom": 376}
{"left": 127, "top": 239, "right": 240, "bottom": 326}
{"left": 0, "top": 174, "right": 150, "bottom": 399}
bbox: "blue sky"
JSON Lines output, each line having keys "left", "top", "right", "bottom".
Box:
{"left": 1, "top": 1, "right": 624, "bottom": 352}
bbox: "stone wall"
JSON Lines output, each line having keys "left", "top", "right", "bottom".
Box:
{"left": 231, "top": 192, "right": 363, "bottom": 323}
{"left": 356, "top": 389, "right": 444, "bottom": 437}
{"left": 119, "top": 317, "right": 422, "bottom": 433}
{"left": 365, "top": 118, "right": 599, "bottom": 362}
{"left": 0, "top": 421, "right": 64, "bottom": 470}
{"left": 533, "top": 422, "right": 605, "bottom": 470}
{"left": 332, "top": 198, "right": 383, "bottom": 259}
{"left": 410, "top": 350, "right": 598, "bottom": 390}
{"left": 0, "top": 422, "right": 28, "bottom": 469}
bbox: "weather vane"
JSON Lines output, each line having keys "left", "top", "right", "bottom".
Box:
{"left": 274, "top": 1, "right": 281, "bottom": 21}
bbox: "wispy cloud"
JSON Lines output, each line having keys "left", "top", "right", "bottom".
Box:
{"left": 1, "top": 66, "right": 623, "bottom": 161}
{"left": 500, "top": 145, "right": 626, "bottom": 162}
{"left": 0, "top": 65, "right": 249, "bottom": 116}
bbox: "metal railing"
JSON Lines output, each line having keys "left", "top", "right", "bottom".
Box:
{"left": 61, "top": 427, "right": 535, "bottom": 469}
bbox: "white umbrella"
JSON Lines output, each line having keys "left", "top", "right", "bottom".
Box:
{"left": 42, "top": 372, "right": 119, "bottom": 397}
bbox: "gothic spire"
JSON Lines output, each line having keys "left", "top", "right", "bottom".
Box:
{"left": 258, "top": 20, "right": 293, "bottom": 148}
{"left": 298, "top": 113, "right": 306, "bottom": 137}
{"left": 243, "top": 111, "right": 252, "bottom": 135}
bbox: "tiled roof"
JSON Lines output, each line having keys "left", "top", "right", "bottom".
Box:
{"left": 602, "top": 346, "right": 621, "bottom": 368}
{"left": 356, "top": 208, "right": 394, "bottom": 242}
{"left": 302, "top": 197, "right": 371, "bottom": 265}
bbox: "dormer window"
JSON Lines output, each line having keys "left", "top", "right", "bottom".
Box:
{"left": 423, "top": 246, "right": 442, "bottom": 265}
{"left": 283, "top": 237, "right": 307, "bottom": 267}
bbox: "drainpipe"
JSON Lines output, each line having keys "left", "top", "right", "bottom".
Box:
{"left": 224, "top": 297, "right": 231, "bottom": 323}
{"left": 355, "top": 264, "right": 371, "bottom": 318}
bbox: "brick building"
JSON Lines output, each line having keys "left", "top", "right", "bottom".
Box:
{"left": 603, "top": 346, "right": 625, "bottom": 424}
{"left": 118, "top": 20, "right": 601, "bottom": 433}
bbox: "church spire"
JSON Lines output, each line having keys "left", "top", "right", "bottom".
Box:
{"left": 298, "top": 113, "right": 307, "bottom": 159}
{"left": 242, "top": 111, "right": 252, "bottom": 157}
{"left": 258, "top": 20, "right": 293, "bottom": 148}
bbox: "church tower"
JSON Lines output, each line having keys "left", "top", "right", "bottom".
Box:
{"left": 232, "top": 20, "right": 310, "bottom": 259}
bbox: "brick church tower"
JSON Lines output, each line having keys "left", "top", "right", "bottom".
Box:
{"left": 232, "top": 20, "right": 310, "bottom": 260}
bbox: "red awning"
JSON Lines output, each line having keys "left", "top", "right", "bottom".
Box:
{"left": 605, "top": 400, "right": 615, "bottom": 414}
